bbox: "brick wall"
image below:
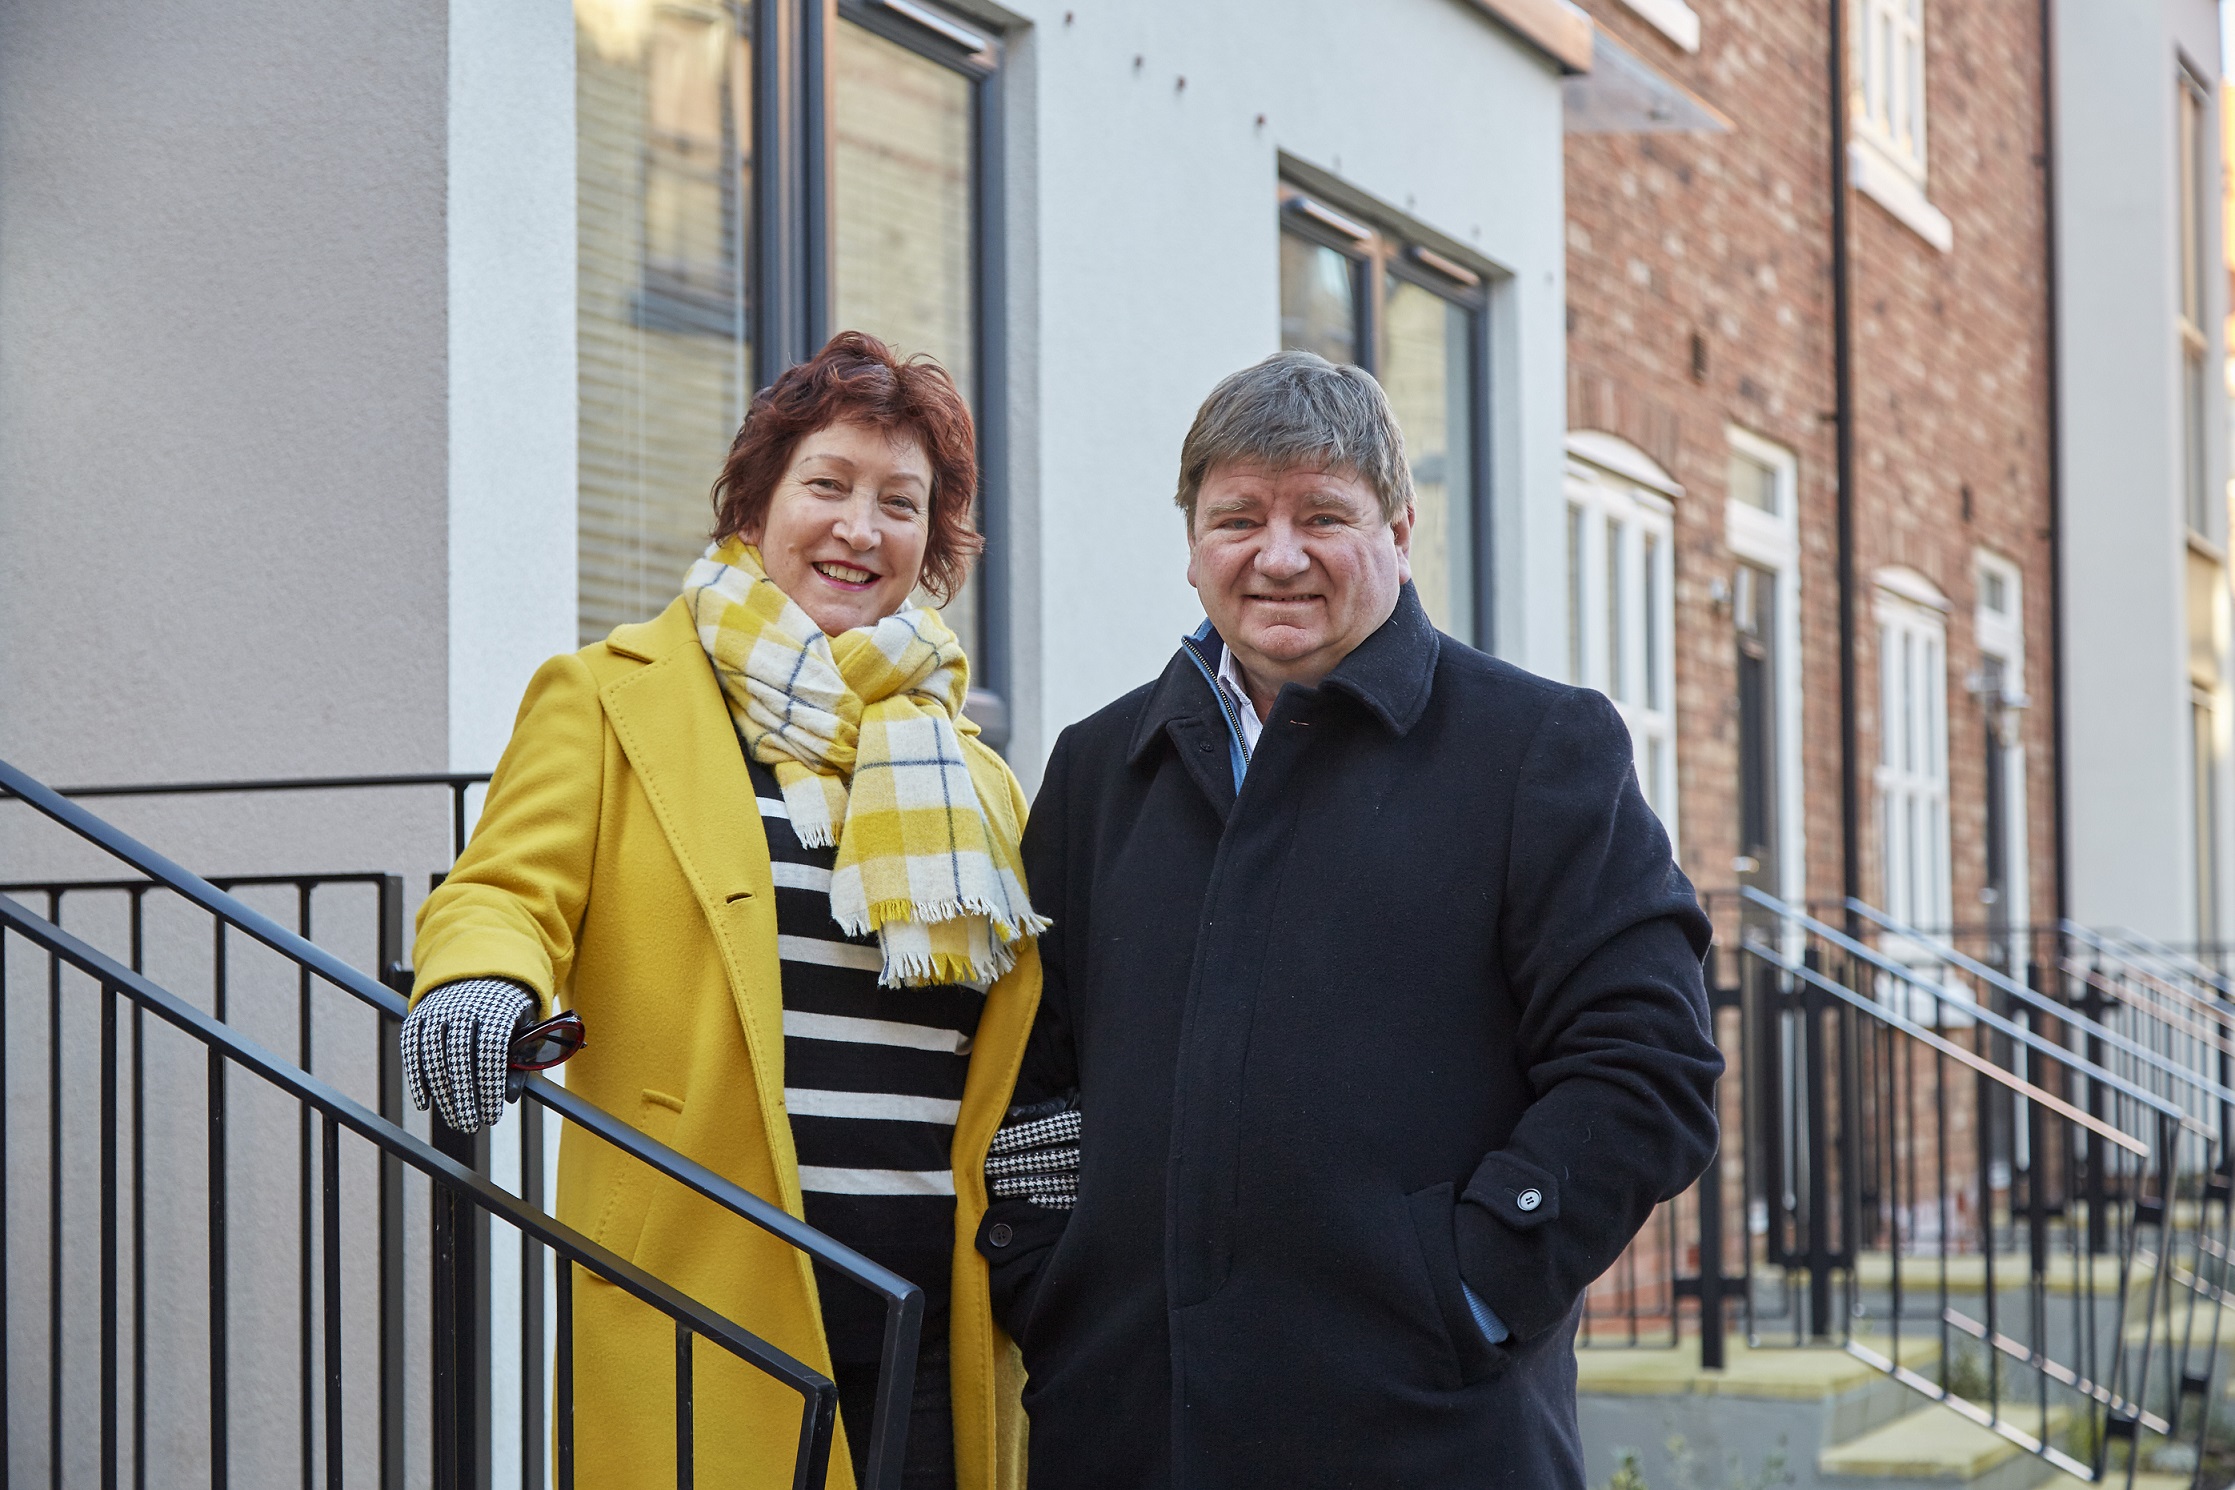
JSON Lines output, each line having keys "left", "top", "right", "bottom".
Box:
{"left": 1564, "top": 0, "right": 2059, "bottom": 939}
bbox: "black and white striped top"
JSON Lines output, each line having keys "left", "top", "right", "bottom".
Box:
{"left": 749, "top": 756, "right": 984, "bottom": 1363}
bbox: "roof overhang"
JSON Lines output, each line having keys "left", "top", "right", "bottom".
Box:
{"left": 1454, "top": 0, "right": 1596, "bottom": 75}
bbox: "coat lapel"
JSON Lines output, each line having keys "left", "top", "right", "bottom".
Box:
{"left": 1126, "top": 649, "right": 1240, "bottom": 820}
{"left": 596, "top": 599, "right": 793, "bottom": 1196}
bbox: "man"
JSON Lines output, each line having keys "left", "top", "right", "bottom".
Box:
{"left": 976, "top": 351, "right": 1721, "bottom": 1487}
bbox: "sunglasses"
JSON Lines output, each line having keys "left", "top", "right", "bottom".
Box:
{"left": 506, "top": 1011, "right": 587, "bottom": 1102}
{"left": 511, "top": 1010, "right": 588, "bottom": 1071}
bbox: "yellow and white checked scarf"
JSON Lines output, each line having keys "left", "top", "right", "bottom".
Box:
{"left": 684, "top": 538, "right": 1048, "bottom": 987}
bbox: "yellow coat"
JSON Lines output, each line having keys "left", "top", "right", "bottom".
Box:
{"left": 412, "top": 596, "right": 1034, "bottom": 1489}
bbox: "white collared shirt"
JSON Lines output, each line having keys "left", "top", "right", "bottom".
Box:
{"left": 1214, "top": 642, "right": 1266, "bottom": 761}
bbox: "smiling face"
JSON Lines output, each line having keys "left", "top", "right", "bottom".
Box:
{"left": 743, "top": 419, "right": 933, "bottom": 636}
{"left": 1185, "top": 460, "right": 1412, "bottom": 713}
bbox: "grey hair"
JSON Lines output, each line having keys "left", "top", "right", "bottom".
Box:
{"left": 1174, "top": 349, "right": 1414, "bottom": 527}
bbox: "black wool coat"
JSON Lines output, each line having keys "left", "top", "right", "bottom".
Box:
{"left": 979, "top": 587, "right": 1722, "bottom": 1489}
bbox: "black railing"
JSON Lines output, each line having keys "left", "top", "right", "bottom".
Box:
{"left": 1580, "top": 887, "right": 2232, "bottom": 1483}
{"left": 0, "top": 758, "right": 927, "bottom": 1488}
{"left": 10, "top": 769, "right": 496, "bottom": 863}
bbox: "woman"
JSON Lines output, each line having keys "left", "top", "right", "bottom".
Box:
{"left": 401, "top": 332, "right": 1041, "bottom": 1490}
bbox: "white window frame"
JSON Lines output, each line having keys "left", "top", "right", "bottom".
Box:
{"left": 1565, "top": 433, "right": 1680, "bottom": 845}
{"left": 1617, "top": 0, "right": 1701, "bottom": 53}
{"left": 1848, "top": 0, "right": 1952, "bottom": 252}
{"left": 1972, "top": 551, "right": 2031, "bottom": 945}
{"left": 1725, "top": 427, "right": 1806, "bottom": 906}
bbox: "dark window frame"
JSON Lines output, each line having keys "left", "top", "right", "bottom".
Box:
{"left": 1275, "top": 179, "right": 1497, "bottom": 650}
{"left": 748, "top": 0, "right": 1014, "bottom": 741}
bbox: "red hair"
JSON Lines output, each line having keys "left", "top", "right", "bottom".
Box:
{"left": 710, "top": 331, "right": 983, "bottom": 602}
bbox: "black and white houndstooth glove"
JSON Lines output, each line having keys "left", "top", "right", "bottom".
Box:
{"left": 401, "top": 977, "right": 535, "bottom": 1135}
{"left": 985, "top": 1093, "right": 1081, "bottom": 1209}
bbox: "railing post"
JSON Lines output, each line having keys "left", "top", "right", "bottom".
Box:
{"left": 1696, "top": 1128, "right": 1727, "bottom": 1370}
{"left": 377, "top": 895, "right": 408, "bottom": 1490}
{"left": 2080, "top": 945, "right": 2108, "bottom": 1254}
{"left": 2022, "top": 963, "right": 2049, "bottom": 1279}
{"left": 431, "top": 1118, "right": 491, "bottom": 1490}
{"left": 1695, "top": 946, "right": 1736, "bottom": 1371}
{"left": 1802, "top": 946, "right": 1834, "bottom": 1339}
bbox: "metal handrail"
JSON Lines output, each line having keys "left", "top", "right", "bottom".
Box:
{"left": 1740, "top": 931, "right": 2146, "bottom": 1159}
{"left": 1844, "top": 898, "right": 2235, "bottom": 1111}
{"left": 2063, "top": 922, "right": 2235, "bottom": 1022}
{"left": 1741, "top": 888, "right": 2194, "bottom": 1131}
{"left": 0, "top": 754, "right": 926, "bottom": 1485}
{"left": 2069, "top": 922, "right": 2235, "bottom": 998}
{"left": 1728, "top": 890, "right": 2218, "bottom": 1480}
{"left": 4, "top": 770, "right": 494, "bottom": 797}
{"left": 0, "top": 768, "right": 496, "bottom": 858}
{"left": 0, "top": 889, "right": 839, "bottom": 1488}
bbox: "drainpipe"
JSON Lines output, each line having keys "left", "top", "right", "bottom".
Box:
{"left": 1830, "top": 0, "right": 1861, "bottom": 919}
{"left": 2038, "top": 0, "right": 2071, "bottom": 935}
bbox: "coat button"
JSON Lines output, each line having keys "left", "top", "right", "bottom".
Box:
{"left": 1515, "top": 1188, "right": 1543, "bottom": 1213}
{"left": 989, "top": 1223, "right": 1014, "bottom": 1248}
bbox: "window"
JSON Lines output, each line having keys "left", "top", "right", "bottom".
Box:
{"left": 1856, "top": 0, "right": 1925, "bottom": 180}
{"left": 1728, "top": 449, "right": 1779, "bottom": 515}
{"left": 1877, "top": 579, "right": 1952, "bottom": 933}
{"left": 577, "top": 2, "right": 757, "bottom": 646}
{"left": 2179, "top": 67, "right": 2213, "bottom": 539}
{"left": 1847, "top": 0, "right": 1950, "bottom": 250}
{"left": 575, "top": 0, "right": 1011, "bottom": 736}
{"left": 831, "top": 13, "right": 989, "bottom": 662}
{"left": 1725, "top": 428, "right": 1804, "bottom": 903}
{"left": 1565, "top": 435, "right": 1678, "bottom": 836}
{"left": 1277, "top": 183, "right": 1491, "bottom": 645}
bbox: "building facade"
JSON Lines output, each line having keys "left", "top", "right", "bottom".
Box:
{"left": 0, "top": 0, "right": 1585, "bottom": 816}
{"left": 2056, "top": 0, "right": 2232, "bottom": 945}
{"left": 1563, "top": 0, "right": 2229, "bottom": 957}
{"left": 0, "top": 0, "right": 1586, "bottom": 1478}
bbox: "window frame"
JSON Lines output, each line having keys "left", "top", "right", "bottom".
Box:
{"left": 822, "top": 0, "right": 1010, "bottom": 739}
{"left": 578, "top": 0, "right": 1014, "bottom": 739}
{"left": 1565, "top": 435, "right": 1680, "bottom": 844}
{"left": 1875, "top": 579, "right": 1954, "bottom": 938}
{"left": 1276, "top": 176, "right": 1497, "bottom": 649}
{"left": 1854, "top": 0, "right": 1927, "bottom": 185}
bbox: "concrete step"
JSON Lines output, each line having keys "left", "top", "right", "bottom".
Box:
{"left": 1817, "top": 1402, "right": 2065, "bottom": 1490}
{"left": 1581, "top": 1343, "right": 1938, "bottom": 1489}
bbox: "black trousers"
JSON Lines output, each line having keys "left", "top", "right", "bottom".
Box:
{"left": 831, "top": 1330, "right": 954, "bottom": 1490}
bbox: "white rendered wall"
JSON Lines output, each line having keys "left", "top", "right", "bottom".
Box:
{"left": 0, "top": 0, "right": 450, "bottom": 790}
{"left": 2054, "top": 0, "right": 2229, "bottom": 940}
{"left": 448, "top": 0, "right": 581, "bottom": 778}
{"left": 984, "top": 0, "right": 1571, "bottom": 780}
{"left": 0, "top": 3, "right": 455, "bottom": 1482}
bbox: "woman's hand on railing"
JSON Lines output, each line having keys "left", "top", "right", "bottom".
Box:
{"left": 402, "top": 977, "right": 535, "bottom": 1134}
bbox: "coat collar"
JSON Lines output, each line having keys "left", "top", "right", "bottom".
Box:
{"left": 1125, "top": 583, "right": 1441, "bottom": 768}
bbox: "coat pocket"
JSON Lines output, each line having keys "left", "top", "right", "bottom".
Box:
{"left": 589, "top": 1089, "right": 686, "bottom": 1269}
{"left": 1404, "top": 1182, "right": 1499, "bottom": 1389}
